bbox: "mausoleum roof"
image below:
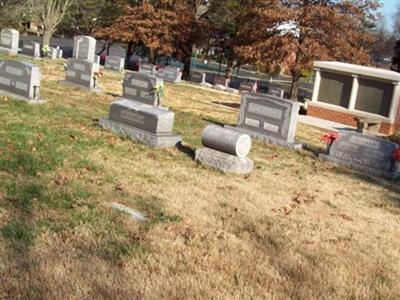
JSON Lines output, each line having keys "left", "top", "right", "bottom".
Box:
{"left": 314, "top": 61, "right": 400, "bottom": 82}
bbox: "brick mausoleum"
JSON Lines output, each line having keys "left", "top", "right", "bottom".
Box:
{"left": 308, "top": 61, "right": 400, "bottom": 135}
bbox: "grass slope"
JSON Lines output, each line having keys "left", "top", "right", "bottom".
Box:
{"left": 0, "top": 55, "right": 399, "bottom": 299}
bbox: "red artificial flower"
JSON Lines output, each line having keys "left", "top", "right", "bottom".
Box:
{"left": 94, "top": 70, "right": 104, "bottom": 78}
{"left": 321, "top": 132, "right": 340, "bottom": 145}
{"left": 392, "top": 148, "right": 400, "bottom": 161}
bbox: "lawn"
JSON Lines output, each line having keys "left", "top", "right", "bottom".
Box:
{"left": 0, "top": 55, "right": 399, "bottom": 299}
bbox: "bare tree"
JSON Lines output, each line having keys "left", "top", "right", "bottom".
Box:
{"left": 28, "top": 0, "right": 75, "bottom": 47}
{"left": 394, "top": 4, "right": 400, "bottom": 38}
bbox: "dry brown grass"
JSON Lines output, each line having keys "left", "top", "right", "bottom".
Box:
{"left": 0, "top": 56, "right": 399, "bottom": 299}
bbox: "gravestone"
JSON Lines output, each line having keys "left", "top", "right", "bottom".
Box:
{"left": 226, "top": 93, "right": 301, "bottom": 148}
{"left": 0, "top": 28, "right": 19, "bottom": 55}
{"left": 72, "top": 35, "right": 96, "bottom": 62}
{"left": 105, "top": 55, "right": 125, "bottom": 72}
{"left": 61, "top": 58, "right": 101, "bottom": 92}
{"left": 47, "top": 47, "right": 63, "bottom": 59}
{"left": 319, "top": 131, "right": 398, "bottom": 179}
{"left": 191, "top": 70, "right": 206, "bottom": 84}
{"left": 191, "top": 70, "right": 213, "bottom": 87}
{"left": 0, "top": 60, "right": 44, "bottom": 103}
{"left": 214, "top": 76, "right": 230, "bottom": 91}
{"left": 47, "top": 47, "right": 57, "bottom": 59}
{"left": 239, "top": 81, "right": 257, "bottom": 93}
{"left": 268, "top": 86, "right": 285, "bottom": 98}
{"left": 58, "top": 48, "right": 63, "bottom": 59}
{"left": 21, "top": 40, "right": 41, "bottom": 58}
{"left": 139, "top": 63, "right": 157, "bottom": 76}
{"left": 156, "top": 66, "right": 182, "bottom": 83}
{"left": 99, "top": 99, "right": 181, "bottom": 148}
{"left": 118, "top": 72, "right": 163, "bottom": 106}
{"left": 195, "top": 125, "right": 253, "bottom": 174}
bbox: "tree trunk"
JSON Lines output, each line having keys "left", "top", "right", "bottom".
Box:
{"left": 225, "top": 59, "right": 234, "bottom": 79}
{"left": 125, "top": 41, "right": 134, "bottom": 69}
{"left": 149, "top": 48, "right": 155, "bottom": 64}
{"left": 106, "top": 42, "right": 111, "bottom": 55}
{"left": 182, "top": 54, "right": 192, "bottom": 80}
{"left": 289, "top": 73, "right": 300, "bottom": 101}
{"left": 42, "top": 28, "right": 54, "bottom": 48}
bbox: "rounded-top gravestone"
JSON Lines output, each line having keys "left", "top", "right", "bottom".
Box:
{"left": 201, "top": 125, "right": 251, "bottom": 158}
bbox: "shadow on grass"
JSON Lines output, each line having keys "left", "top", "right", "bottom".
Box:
{"left": 211, "top": 101, "right": 240, "bottom": 110}
{"left": 202, "top": 117, "right": 235, "bottom": 127}
{"left": 176, "top": 142, "right": 196, "bottom": 160}
{"left": 105, "top": 92, "right": 120, "bottom": 98}
{"left": 302, "top": 143, "right": 326, "bottom": 157}
{"left": 1, "top": 183, "right": 38, "bottom": 254}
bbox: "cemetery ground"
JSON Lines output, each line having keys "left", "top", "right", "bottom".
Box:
{"left": 0, "top": 56, "right": 399, "bottom": 299}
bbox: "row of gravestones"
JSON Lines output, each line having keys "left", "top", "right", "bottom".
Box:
{"left": 0, "top": 31, "right": 398, "bottom": 179}
{"left": 1, "top": 27, "right": 285, "bottom": 95}
{"left": 96, "top": 83, "right": 400, "bottom": 178}
{"left": 66, "top": 35, "right": 182, "bottom": 83}
{"left": 0, "top": 28, "right": 63, "bottom": 59}
{"left": 190, "top": 69, "right": 286, "bottom": 97}
{"left": 138, "top": 63, "right": 182, "bottom": 84}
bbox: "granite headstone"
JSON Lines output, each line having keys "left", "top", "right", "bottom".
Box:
{"left": 21, "top": 40, "right": 41, "bottom": 58}
{"left": 195, "top": 125, "right": 253, "bottom": 174}
{"left": 226, "top": 93, "right": 301, "bottom": 148}
{"left": 0, "top": 60, "right": 44, "bottom": 103}
{"left": 63, "top": 58, "right": 100, "bottom": 91}
{"left": 191, "top": 70, "right": 206, "bottom": 84}
{"left": 99, "top": 99, "right": 181, "bottom": 148}
{"left": 156, "top": 66, "right": 182, "bottom": 83}
{"left": 120, "top": 72, "right": 163, "bottom": 106}
{"left": 320, "top": 131, "right": 398, "bottom": 178}
{"left": 268, "top": 87, "right": 285, "bottom": 98}
{"left": 239, "top": 81, "right": 257, "bottom": 93}
{"left": 139, "top": 63, "right": 157, "bottom": 76}
{"left": 0, "top": 28, "right": 19, "bottom": 55}
{"left": 105, "top": 55, "right": 125, "bottom": 72}
{"left": 73, "top": 35, "right": 96, "bottom": 62}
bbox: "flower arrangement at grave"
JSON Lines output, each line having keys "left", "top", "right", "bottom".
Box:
{"left": 321, "top": 132, "right": 340, "bottom": 145}
{"left": 152, "top": 84, "right": 164, "bottom": 106}
{"left": 42, "top": 45, "right": 49, "bottom": 57}
{"left": 392, "top": 148, "right": 400, "bottom": 179}
{"left": 393, "top": 148, "right": 400, "bottom": 161}
{"left": 321, "top": 132, "right": 340, "bottom": 153}
{"left": 93, "top": 70, "right": 104, "bottom": 81}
